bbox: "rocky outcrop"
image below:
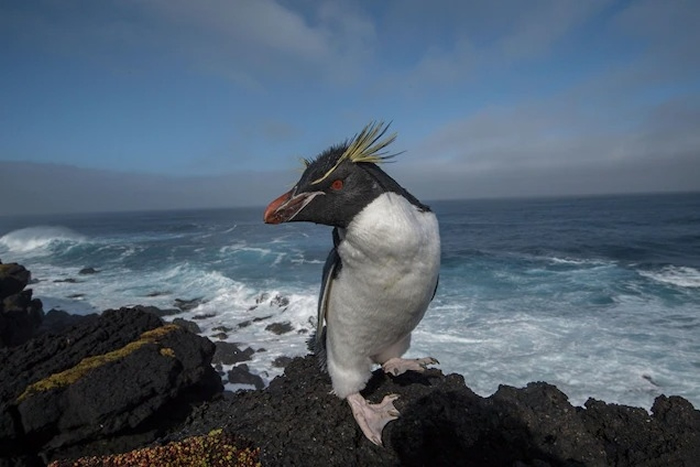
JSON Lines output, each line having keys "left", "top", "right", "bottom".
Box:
{"left": 173, "top": 356, "right": 700, "bottom": 466}
{"left": 1, "top": 264, "right": 699, "bottom": 466}
{"left": 0, "top": 261, "right": 44, "bottom": 348}
{"left": 0, "top": 307, "right": 222, "bottom": 466}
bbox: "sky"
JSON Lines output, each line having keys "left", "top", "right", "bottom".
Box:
{"left": 1, "top": 0, "right": 699, "bottom": 214}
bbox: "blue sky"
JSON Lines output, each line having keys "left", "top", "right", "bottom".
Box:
{"left": 1, "top": 0, "right": 699, "bottom": 213}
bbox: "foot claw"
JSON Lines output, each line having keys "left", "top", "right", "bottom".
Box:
{"left": 382, "top": 357, "right": 440, "bottom": 376}
{"left": 347, "top": 393, "right": 400, "bottom": 446}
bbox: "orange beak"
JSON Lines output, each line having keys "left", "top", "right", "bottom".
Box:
{"left": 264, "top": 189, "right": 321, "bottom": 224}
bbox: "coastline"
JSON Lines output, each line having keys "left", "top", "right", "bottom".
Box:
{"left": 2, "top": 261, "right": 700, "bottom": 466}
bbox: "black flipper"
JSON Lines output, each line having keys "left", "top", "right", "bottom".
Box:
{"left": 308, "top": 227, "right": 343, "bottom": 371}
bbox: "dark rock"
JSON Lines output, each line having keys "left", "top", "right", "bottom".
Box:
{"left": 265, "top": 321, "right": 293, "bottom": 335}
{"left": 53, "top": 278, "right": 79, "bottom": 283}
{"left": 0, "top": 307, "right": 222, "bottom": 464}
{"left": 145, "top": 291, "right": 170, "bottom": 297}
{"left": 271, "top": 294, "right": 289, "bottom": 308}
{"left": 227, "top": 364, "right": 265, "bottom": 390}
{"left": 0, "top": 263, "right": 30, "bottom": 299}
{"left": 272, "top": 356, "right": 293, "bottom": 368}
{"left": 1, "top": 288, "right": 44, "bottom": 349}
{"left": 212, "top": 326, "right": 232, "bottom": 333}
{"left": 172, "top": 318, "right": 201, "bottom": 334}
{"left": 37, "top": 310, "right": 95, "bottom": 336}
{"left": 211, "top": 332, "right": 228, "bottom": 340}
{"left": 192, "top": 313, "right": 216, "bottom": 320}
{"left": 173, "top": 298, "right": 204, "bottom": 312}
{"left": 253, "top": 315, "right": 272, "bottom": 322}
{"left": 170, "top": 356, "right": 700, "bottom": 467}
{"left": 238, "top": 320, "right": 251, "bottom": 328}
{"left": 145, "top": 307, "right": 182, "bottom": 318}
{"left": 77, "top": 268, "right": 98, "bottom": 275}
{"left": 212, "top": 342, "right": 255, "bottom": 365}
{"left": 255, "top": 293, "right": 269, "bottom": 304}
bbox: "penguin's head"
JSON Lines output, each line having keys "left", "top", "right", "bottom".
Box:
{"left": 264, "top": 121, "right": 418, "bottom": 228}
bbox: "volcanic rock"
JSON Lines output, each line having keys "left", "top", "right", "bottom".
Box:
{"left": 227, "top": 364, "right": 265, "bottom": 390}
{"left": 0, "top": 263, "right": 31, "bottom": 298}
{"left": 77, "top": 267, "right": 98, "bottom": 275}
{"left": 173, "top": 298, "right": 204, "bottom": 312}
{"left": 212, "top": 342, "right": 255, "bottom": 365}
{"left": 172, "top": 356, "right": 700, "bottom": 466}
{"left": 0, "top": 307, "right": 222, "bottom": 465}
{"left": 172, "top": 317, "right": 201, "bottom": 334}
{"left": 0, "top": 263, "right": 44, "bottom": 348}
{"left": 265, "top": 321, "right": 293, "bottom": 335}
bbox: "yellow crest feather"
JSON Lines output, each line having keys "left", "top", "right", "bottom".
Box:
{"left": 311, "top": 121, "right": 399, "bottom": 185}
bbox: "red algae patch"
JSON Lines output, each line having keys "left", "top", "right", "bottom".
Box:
{"left": 48, "top": 429, "right": 260, "bottom": 467}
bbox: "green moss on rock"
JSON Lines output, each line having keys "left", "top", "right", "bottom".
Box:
{"left": 17, "top": 324, "right": 180, "bottom": 402}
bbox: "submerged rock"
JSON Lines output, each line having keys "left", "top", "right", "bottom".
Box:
{"left": 173, "top": 298, "right": 204, "bottom": 312}
{"left": 78, "top": 267, "right": 98, "bottom": 275}
{"left": 265, "top": 321, "right": 293, "bottom": 335}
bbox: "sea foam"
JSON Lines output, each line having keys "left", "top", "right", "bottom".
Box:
{"left": 0, "top": 226, "right": 87, "bottom": 254}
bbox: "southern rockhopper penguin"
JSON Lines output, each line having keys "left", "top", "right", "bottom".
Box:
{"left": 263, "top": 121, "right": 441, "bottom": 446}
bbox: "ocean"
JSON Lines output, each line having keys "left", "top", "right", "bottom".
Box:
{"left": 1, "top": 192, "right": 699, "bottom": 410}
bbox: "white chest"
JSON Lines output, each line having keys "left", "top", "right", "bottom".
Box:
{"left": 329, "top": 193, "right": 441, "bottom": 338}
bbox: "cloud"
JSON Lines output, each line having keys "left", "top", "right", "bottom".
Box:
{"left": 495, "top": 0, "right": 612, "bottom": 62}
{"left": 385, "top": 0, "right": 612, "bottom": 89}
{"left": 1, "top": 0, "right": 377, "bottom": 87}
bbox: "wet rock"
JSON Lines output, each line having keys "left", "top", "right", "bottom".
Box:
{"left": 265, "top": 321, "right": 293, "bottom": 335}
{"left": 211, "top": 332, "right": 228, "bottom": 340}
{"left": 255, "top": 293, "right": 270, "bottom": 304}
{"left": 145, "top": 291, "right": 170, "bottom": 297}
{"left": 53, "top": 278, "right": 79, "bottom": 283}
{"left": 0, "top": 264, "right": 44, "bottom": 348}
{"left": 272, "top": 356, "right": 293, "bottom": 368}
{"left": 271, "top": 294, "right": 289, "bottom": 308}
{"left": 253, "top": 315, "right": 272, "bottom": 322}
{"left": 212, "top": 342, "right": 255, "bottom": 365}
{"left": 238, "top": 320, "right": 251, "bottom": 328}
{"left": 192, "top": 313, "right": 216, "bottom": 320}
{"left": 173, "top": 298, "right": 204, "bottom": 312}
{"left": 227, "top": 364, "right": 265, "bottom": 390}
{"left": 172, "top": 317, "right": 201, "bottom": 334}
{"left": 0, "top": 263, "right": 31, "bottom": 299}
{"left": 146, "top": 307, "right": 182, "bottom": 318}
{"left": 78, "top": 267, "right": 98, "bottom": 275}
{"left": 212, "top": 325, "right": 232, "bottom": 333}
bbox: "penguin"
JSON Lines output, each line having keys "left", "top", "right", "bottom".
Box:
{"left": 263, "top": 121, "right": 440, "bottom": 446}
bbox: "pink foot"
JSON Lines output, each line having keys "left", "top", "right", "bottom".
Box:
{"left": 382, "top": 357, "right": 439, "bottom": 376}
{"left": 346, "top": 392, "right": 400, "bottom": 446}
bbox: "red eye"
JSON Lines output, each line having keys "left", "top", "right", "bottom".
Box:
{"left": 331, "top": 179, "right": 344, "bottom": 191}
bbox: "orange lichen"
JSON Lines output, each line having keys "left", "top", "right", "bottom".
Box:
{"left": 47, "top": 429, "right": 261, "bottom": 467}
